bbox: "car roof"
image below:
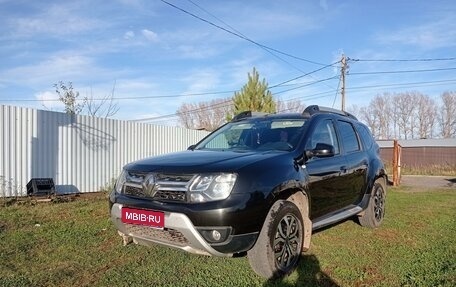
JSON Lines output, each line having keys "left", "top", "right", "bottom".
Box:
{"left": 231, "top": 105, "right": 358, "bottom": 123}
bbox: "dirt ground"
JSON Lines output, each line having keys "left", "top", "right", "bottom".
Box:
{"left": 399, "top": 175, "right": 456, "bottom": 190}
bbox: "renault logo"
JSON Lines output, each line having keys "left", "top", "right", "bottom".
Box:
{"left": 143, "top": 174, "right": 157, "bottom": 197}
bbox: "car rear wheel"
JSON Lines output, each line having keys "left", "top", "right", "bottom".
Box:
{"left": 247, "top": 200, "right": 304, "bottom": 279}
{"left": 359, "top": 179, "right": 386, "bottom": 228}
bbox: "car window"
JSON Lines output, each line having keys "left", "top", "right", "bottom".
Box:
{"left": 338, "top": 120, "right": 360, "bottom": 153}
{"left": 197, "top": 119, "right": 306, "bottom": 151}
{"left": 308, "top": 119, "right": 340, "bottom": 154}
{"left": 357, "top": 124, "right": 374, "bottom": 149}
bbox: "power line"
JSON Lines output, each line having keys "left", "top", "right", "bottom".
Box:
{"left": 130, "top": 78, "right": 456, "bottom": 123}
{"left": 332, "top": 73, "right": 342, "bottom": 108}
{"left": 0, "top": 90, "right": 236, "bottom": 102}
{"left": 346, "top": 78, "right": 456, "bottom": 91}
{"left": 142, "top": 89, "right": 340, "bottom": 123}
{"left": 269, "top": 61, "right": 340, "bottom": 88}
{"left": 131, "top": 76, "right": 339, "bottom": 122}
{"left": 274, "top": 76, "right": 339, "bottom": 95}
{"left": 160, "top": 0, "right": 327, "bottom": 66}
{"left": 350, "top": 57, "right": 456, "bottom": 62}
{"left": 132, "top": 99, "right": 233, "bottom": 122}
{"left": 348, "top": 67, "right": 456, "bottom": 76}
{"left": 185, "top": 0, "right": 311, "bottom": 74}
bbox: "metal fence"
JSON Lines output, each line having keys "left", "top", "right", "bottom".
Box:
{"left": 0, "top": 105, "right": 209, "bottom": 197}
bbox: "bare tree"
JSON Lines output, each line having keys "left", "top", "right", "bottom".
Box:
{"left": 439, "top": 91, "right": 456, "bottom": 138}
{"left": 86, "top": 81, "right": 119, "bottom": 118}
{"left": 359, "top": 105, "right": 377, "bottom": 138}
{"left": 416, "top": 93, "right": 437, "bottom": 139}
{"left": 395, "top": 92, "right": 418, "bottom": 139}
{"left": 176, "top": 98, "right": 232, "bottom": 131}
{"left": 359, "top": 94, "right": 392, "bottom": 139}
{"left": 276, "top": 99, "right": 306, "bottom": 113}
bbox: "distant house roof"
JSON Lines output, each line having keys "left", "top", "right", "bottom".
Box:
{"left": 377, "top": 138, "right": 456, "bottom": 148}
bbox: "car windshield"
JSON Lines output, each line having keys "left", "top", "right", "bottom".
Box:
{"left": 195, "top": 118, "right": 306, "bottom": 152}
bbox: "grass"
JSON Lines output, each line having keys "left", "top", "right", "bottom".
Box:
{"left": 384, "top": 162, "right": 456, "bottom": 176}
{"left": 1, "top": 188, "right": 455, "bottom": 287}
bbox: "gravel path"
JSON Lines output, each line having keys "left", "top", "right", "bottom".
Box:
{"left": 399, "top": 175, "right": 456, "bottom": 190}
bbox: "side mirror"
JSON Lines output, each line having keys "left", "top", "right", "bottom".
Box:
{"left": 188, "top": 145, "right": 196, "bottom": 150}
{"left": 305, "top": 143, "right": 335, "bottom": 159}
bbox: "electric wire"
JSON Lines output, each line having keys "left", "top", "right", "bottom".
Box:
{"left": 350, "top": 57, "right": 456, "bottom": 62}
{"left": 348, "top": 67, "right": 456, "bottom": 76}
{"left": 185, "top": 0, "right": 312, "bottom": 74}
{"left": 160, "top": 0, "right": 326, "bottom": 66}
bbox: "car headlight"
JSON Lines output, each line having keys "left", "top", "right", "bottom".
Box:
{"left": 189, "top": 173, "right": 237, "bottom": 203}
{"left": 115, "top": 170, "right": 127, "bottom": 193}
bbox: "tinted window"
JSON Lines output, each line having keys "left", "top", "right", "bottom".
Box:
{"left": 357, "top": 124, "right": 374, "bottom": 149}
{"left": 197, "top": 119, "right": 306, "bottom": 151}
{"left": 338, "top": 121, "right": 360, "bottom": 153}
{"left": 308, "top": 119, "right": 340, "bottom": 154}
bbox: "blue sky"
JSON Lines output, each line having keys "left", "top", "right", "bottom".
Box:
{"left": 0, "top": 0, "right": 455, "bottom": 125}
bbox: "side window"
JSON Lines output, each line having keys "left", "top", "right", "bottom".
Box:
{"left": 338, "top": 121, "right": 360, "bottom": 153}
{"left": 357, "top": 124, "right": 373, "bottom": 149}
{"left": 308, "top": 119, "right": 340, "bottom": 154}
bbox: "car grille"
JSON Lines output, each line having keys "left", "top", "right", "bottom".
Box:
{"left": 122, "top": 172, "right": 194, "bottom": 202}
{"left": 124, "top": 223, "right": 188, "bottom": 246}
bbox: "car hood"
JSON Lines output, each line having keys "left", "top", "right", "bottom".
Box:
{"left": 125, "top": 149, "right": 289, "bottom": 173}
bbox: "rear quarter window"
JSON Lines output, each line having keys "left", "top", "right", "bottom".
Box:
{"left": 356, "top": 124, "right": 374, "bottom": 149}
{"left": 338, "top": 120, "right": 360, "bottom": 153}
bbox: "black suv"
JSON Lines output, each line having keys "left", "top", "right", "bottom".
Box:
{"left": 109, "top": 105, "right": 387, "bottom": 278}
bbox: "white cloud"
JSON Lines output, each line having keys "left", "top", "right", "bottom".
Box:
{"left": 124, "top": 30, "right": 135, "bottom": 40}
{"left": 375, "top": 17, "right": 456, "bottom": 50}
{"left": 10, "top": 3, "right": 105, "bottom": 37}
{"left": 0, "top": 53, "right": 125, "bottom": 91}
{"left": 141, "top": 29, "right": 159, "bottom": 42}
{"left": 181, "top": 69, "right": 220, "bottom": 96}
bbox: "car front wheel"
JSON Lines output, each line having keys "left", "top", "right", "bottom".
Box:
{"left": 247, "top": 200, "right": 304, "bottom": 279}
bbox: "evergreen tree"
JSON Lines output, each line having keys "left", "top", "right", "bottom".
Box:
{"left": 229, "top": 68, "right": 276, "bottom": 119}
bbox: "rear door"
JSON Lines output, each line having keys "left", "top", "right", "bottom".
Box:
{"left": 335, "top": 120, "right": 368, "bottom": 207}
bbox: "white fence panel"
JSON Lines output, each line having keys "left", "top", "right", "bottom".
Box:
{"left": 0, "top": 105, "right": 209, "bottom": 196}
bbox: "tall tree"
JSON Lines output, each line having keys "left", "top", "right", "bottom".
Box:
{"left": 230, "top": 67, "right": 276, "bottom": 118}
{"left": 439, "top": 91, "right": 456, "bottom": 138}
{"left": 416, "top": 93, "right": 437, "bottom": 139}
{"left": 395, "top": 92, "right": 417, "bottom": 140}
{"left": 359, "top": 93, "right": 392, "bottom": 139}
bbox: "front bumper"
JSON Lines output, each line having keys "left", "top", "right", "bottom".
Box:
{"left": 110, "top": 203, "right": 257, "bottom": 256}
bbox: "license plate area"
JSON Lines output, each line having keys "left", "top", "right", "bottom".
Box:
{"left": 121, "top": 207, "right": 165, "bottom": 229}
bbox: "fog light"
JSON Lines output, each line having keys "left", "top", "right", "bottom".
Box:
{"left": 197, "top": 227, "right": 232, "bottom": 243}
{"left": 211, "top": 230, "right": 221, "bottom": 241}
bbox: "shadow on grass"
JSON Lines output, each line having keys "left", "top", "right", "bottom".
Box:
{"left": 264, "top": 254, "right": 339, "bottom": 287}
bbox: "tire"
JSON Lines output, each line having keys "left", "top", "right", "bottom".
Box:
{"left": 359, "top": 179, "right": 386, "bottom": 228}
{"left": 247, "top": 200, "right": 304, "bottom": 279}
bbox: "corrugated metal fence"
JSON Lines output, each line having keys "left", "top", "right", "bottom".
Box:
{"left": 0, "top": 105, "right": 209, "bottom": 197}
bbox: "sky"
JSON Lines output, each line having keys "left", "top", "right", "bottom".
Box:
{"left": 0, "top": 0, "right": 455, "bottom": 125}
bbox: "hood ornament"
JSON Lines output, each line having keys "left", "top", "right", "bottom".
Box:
{"left": 143, "top": 174, "right": 157, "bottom": 197}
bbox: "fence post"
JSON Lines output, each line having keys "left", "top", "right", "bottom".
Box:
{"left": 392, "top": 140, "right": 402, "bottom": 186}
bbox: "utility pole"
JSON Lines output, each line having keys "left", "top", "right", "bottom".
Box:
{"left": 340, "top": 54, "right": 347, "bottom": 111}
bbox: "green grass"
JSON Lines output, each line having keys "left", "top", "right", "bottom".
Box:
{"left": 1, "top": 188, "right": 455, "bottom": 286}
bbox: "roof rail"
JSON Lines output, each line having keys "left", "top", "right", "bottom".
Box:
{"left": 231, "top": 111, "right": 269, "bottom": 121}
{"left": 302, "top": 105, "right": 358, "bottom": 120}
